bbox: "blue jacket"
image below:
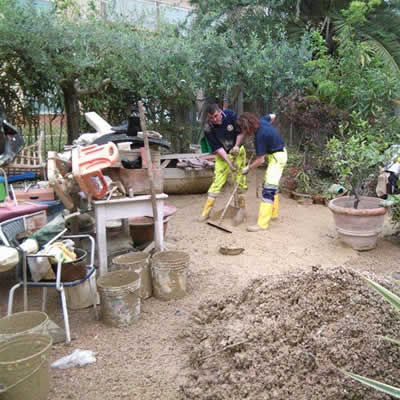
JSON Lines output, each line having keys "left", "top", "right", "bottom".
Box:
{"left": 204, "top": 109, "right": 240, "bottom": 153}
{"left": 254, "top": 115, "right": 285, "bottom": 155}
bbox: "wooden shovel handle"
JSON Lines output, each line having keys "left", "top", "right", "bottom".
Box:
{"left": 217, "top": 154, "right": 254, "bottom": 224}
{"left": 138, "top": 101, "right": 161, "bottom": 252}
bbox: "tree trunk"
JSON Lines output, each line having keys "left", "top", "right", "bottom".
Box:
{"left": 172, "top": 103, "right": 191, "bottom": 153}
{"left": 62, "top": 83, "right": 81, "bottom": 144}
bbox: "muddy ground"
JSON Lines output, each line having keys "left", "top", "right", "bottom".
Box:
{"left": 1, "top": 168, "right": 400, "bottom": 399}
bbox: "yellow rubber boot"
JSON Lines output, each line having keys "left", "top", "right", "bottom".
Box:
{"left": 271, "top": 194, "right": 279, "bottom": 220}
{"left": 247, "top": 202, "right": 273, "bottom": 232}
{"left": 198, "top": 197, "right": 215, "bottom": 222}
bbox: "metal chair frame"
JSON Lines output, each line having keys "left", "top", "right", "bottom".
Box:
{"left": 1, "top": 213, "right": 98, "bottom": 343}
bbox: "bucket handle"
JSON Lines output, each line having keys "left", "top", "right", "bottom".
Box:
{"left": 0, "top": 356, "right": 46, "bottom": 393}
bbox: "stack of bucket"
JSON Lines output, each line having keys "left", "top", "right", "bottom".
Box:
{"left": 99, "top": 250, "right": 190, "bottom": 327}
{"left": 0, "top": 311, "right": 53, "bottom": 400}
{"left": 97, "top": 269, "right": 141, "bottom": 328}
{"left": 111, "top": 252, "right": 152, "bottom": 299}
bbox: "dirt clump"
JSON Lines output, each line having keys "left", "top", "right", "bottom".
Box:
{"left": 181, "top": 267, "right": 400, "bottom": 400}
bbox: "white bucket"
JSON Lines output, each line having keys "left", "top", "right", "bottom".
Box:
{"left": 65, "top": 272, "right": 99, "bottom": 310}
{"left": 151, "top": 251, "right": 189, "bottom": 301}
{"left": 0, "top": 312, "right": 49, "bottom": 342}
{"left": 97, "top": 270, "right": 141, "bottom": 327}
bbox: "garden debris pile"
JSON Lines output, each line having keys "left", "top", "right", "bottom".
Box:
{"left": 181, "top": 267, "right": 400, "bottom": 400}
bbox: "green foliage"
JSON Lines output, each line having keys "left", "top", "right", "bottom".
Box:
{"left": 304, "top": 28, "right": 400, "bottom": 117}
{"left": 381, "top": 194, "right": 400, "bottom": 230}
{"left": 342, "top": 1, "right": 373, "bottom": 25}
{"left": 0, "top": 0, "right": 202, "bottom": 143}
{"left": 326, "top": 111, "right": 384, "bottom": 203}
{"left": 343, "top": 371, "right": 400, "bottom": 398}
{"left": 343, "top": 275, "right": 400, "bottom": 398}
{"left": 294, "top": 169, "right": 333, "bottom": 195}
{"left": 187, "top": 24, "right": 313, "bottom": 105}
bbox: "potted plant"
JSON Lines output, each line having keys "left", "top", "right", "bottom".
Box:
{"left": 326, "top": 113, "right": 386, "bottom": 250}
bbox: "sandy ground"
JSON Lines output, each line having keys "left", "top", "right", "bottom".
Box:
{"left": 1, "top": 168, "right": 399, "bottom": 399}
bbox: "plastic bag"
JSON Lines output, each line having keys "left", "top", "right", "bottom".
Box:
{"left": 28, "top": 255, "right": 54, "bottom": 282}
{"left": 51, "top": 349, "right": 96, "bottom": 369}
{"left": 44, "top": 241, "right": 76, "bottom": 264}
{"left": 0, "top": 246, "right": 19, "bottom": 272}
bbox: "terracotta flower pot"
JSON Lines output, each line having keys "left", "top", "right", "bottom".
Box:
{"left": 328, "top": 196, "right": 387, "bottom": 251}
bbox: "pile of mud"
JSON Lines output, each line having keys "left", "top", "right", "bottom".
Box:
{"left": 181, "top": 267, "right": 400, "bottom": 400}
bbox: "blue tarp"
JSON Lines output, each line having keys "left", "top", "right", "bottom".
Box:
{"left": 0, "top": 172, "right": 37, "bottom": 183}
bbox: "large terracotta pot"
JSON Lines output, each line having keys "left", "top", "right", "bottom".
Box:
{"left": 328, "top": 196, "right": 387, "bottom": 251}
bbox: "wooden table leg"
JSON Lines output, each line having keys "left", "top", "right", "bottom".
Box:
{"left": 154, "top": 199, "right": 164, "bottom": 251}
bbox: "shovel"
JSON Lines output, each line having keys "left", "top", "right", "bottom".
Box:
{"left": 207, "top": 155, "right": 254, "bottom": 233}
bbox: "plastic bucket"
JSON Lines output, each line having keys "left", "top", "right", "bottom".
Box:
{"left": 151, "top": 251, "right": 190, "bottom": 301}
{"left": 0, "top": 312, "right": 49, "bottom": 342}
{"left": 0, "top": 333, "right": 52, "bottom": 400}
{"left": 65, "top": 271, "right": 99, "bottom": 310}
{"left": 111, "top": 252, "right": 152, "bottom": 299}
{"left": 97, "top": 270, "right": 141, "bottom": 327}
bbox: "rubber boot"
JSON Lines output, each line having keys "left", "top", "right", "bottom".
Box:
{"left": 198, "top": 197, "right": 215, "bottom": 222}
{"left": 233, "top": 195, "right": 246, "bottom": 226}
{"left": 247, "top": 202, "right": 273, "bottom": 232}
{"left": 271, "top": 194, "right": 279, "bottom": 220}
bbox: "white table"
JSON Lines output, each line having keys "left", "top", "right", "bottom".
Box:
{"left": 93, "top": 194, "right": 167, "bottom": 276}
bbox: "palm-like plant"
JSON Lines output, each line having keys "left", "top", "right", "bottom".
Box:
{"left": 334, "top": 1, "right": 400, "bottom": 82}
{"left": 343, "top": 276, "right": 400, "bottom": 398}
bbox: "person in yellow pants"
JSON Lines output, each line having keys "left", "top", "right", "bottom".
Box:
{"left": 199, "top": 104, "right": 247, "bottom": 223}
{"left": 237, "top": 112, "right": 287, "bottom": 232}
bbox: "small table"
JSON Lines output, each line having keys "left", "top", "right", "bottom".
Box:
{"left": 93, "top": 194, "right": 167, "bottom": 276}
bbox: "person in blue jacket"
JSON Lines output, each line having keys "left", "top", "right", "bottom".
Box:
{"left": 237, "top": 112, "right": 287, "bottom": 231}
{"left": 198, "top": 104, "right": 247, "bottom": 223}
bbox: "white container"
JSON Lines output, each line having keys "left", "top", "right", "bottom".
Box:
{"left": 65, "top": 272, "right": 99, "bottom": 310}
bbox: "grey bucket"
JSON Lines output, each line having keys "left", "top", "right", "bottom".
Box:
{"left": 151, "top": 251, "right": 190, "bottom": 301}
{"left": 111, "top": 251, "right": 152, "bottom": 299}
{"left": 0, "top": 333, "right": 52, "bottom": 400}
{"left": 0, "top": 312, "right": 49, "bottom": 342}
{"left": 97, "top": 270, "right": 141, "bottom": 327}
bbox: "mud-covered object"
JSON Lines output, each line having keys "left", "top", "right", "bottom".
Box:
{"left": 219, "top": 246, "right": 244, "bottom": 255}
{"left": 181, "top": 267, "right": 400, "bottom": 400}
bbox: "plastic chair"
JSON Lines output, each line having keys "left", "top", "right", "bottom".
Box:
{"left": 1, "top": 214, "right": 98, "bottom": 343}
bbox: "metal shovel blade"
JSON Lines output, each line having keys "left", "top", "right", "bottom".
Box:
{"left": 211, "top": 205, "right": 240, "bottom": 221}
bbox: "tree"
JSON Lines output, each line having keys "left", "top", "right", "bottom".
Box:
{"left": 0, "top": 1, "right": 201, "bottom": 144}
{"left": 189, "top": 0, "right": 400, "bottom": 81}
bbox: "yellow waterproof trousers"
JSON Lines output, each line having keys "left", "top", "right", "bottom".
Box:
{"left": 264, "top": 148, "right": 288, "bottom": 189}
{"left": 208, "top": 145, "right": 247, "bottom": 197}
{"left": 262, "top": 148, "right": 287, "bottom": 203}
